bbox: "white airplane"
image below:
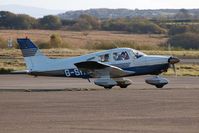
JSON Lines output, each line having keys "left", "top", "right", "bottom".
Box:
{"left": 16, "top": 38, "right": 180, "bottom": 89}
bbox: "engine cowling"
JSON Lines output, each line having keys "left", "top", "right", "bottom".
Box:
{"left": 145, "top": 76, "right": 168, "bottom": 88}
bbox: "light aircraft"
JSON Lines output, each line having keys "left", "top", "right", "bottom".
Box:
{"left": 16, "top": 38, "right": 180, "bottom": 89}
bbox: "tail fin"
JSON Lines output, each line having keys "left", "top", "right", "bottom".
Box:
{"left": 17, "top": 38, "right": 49, "bottom": 71}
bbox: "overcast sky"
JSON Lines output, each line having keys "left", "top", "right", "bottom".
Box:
{"left": 1, "top": 0, "right": 199, "bottom": 10}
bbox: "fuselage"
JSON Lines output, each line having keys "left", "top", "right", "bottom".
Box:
{"left": 17, "top": 38, "right": 180, "bottom": 89}
{"left": 29, "top": 48, "right": 171, "bottom": 78}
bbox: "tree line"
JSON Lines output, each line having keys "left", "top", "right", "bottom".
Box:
{"left": 1, "top": 11, "right": 199, "bottom": 49}
{"left": 0, "top": 11, "right": 165, "bottom": 34}
{"left": 0, "top": 11, "right": 62, "bottom": 30}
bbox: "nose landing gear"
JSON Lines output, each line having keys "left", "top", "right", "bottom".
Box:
{"left": 145, "top": 76, "right": 168, "bottom": 88}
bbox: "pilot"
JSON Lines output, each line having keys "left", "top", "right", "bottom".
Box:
{"left": 135, "top": 52, "right": 142, "bottom": 58}
{"left": 124, "top": 52, "right": 129, "bottom": 60}
{"left": 117, "top": 52, "right": 129, "bottom": 60}
{"left": 104, "top": 54, "right": 109, "bottom": 62}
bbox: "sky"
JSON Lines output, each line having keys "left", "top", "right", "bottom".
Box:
{"left": 1, "top": 0, "right": 199, "bottom": 10}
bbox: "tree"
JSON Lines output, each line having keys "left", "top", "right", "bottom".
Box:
{"left": 128, "top": 21, "right": 166, "bottom": 34}
{"left": 102, "top": 18, "right": 166, "bottom": 34}
{"left": 14, "top": 14, "right": 37, "bottom": 29}
{"left": 39, "top": 15, "right": 62, "bottom": 30}
{"left": 71, "top": 14, "right": 101, "bottom": 30}
{"left": 101, "top": 18, "right": 128, "bottom": 31}
{"left": 168, "top": 32, "right": 199, "bottom": 49}
{"left": 174, "top": 9, "right": 192, "bottom": 20}
{"left": 0, "top": 11, "right": 16, "bottom": 29}
{"left": 50, "top": 34, "right": 63, "bottom": 48}
{"left": 0, "top": 11, "right": 37, "bottom": 29}
{"left": 168, "top": 25, "right": 189, "bottom": 35}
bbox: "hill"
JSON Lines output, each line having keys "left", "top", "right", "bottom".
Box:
{"left": 59, "top": 8, "right": 199, "bottom": 20}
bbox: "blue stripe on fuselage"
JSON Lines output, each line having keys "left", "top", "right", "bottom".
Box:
{"left": 30, "top": 64, "right": 169, "bottom": 78}
{"left": 66, "top": 63, "right": 169, "bottom": 78}
{"left": 124, "top": 63, "right": 169, "bottom": 75}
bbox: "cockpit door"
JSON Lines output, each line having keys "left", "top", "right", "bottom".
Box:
{"left": 111, "top": 50, "right": 132, "bottom": 69}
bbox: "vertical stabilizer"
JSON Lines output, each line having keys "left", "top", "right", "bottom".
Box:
{"left": 17, "top": 38, "right": 49, "bottom": 71}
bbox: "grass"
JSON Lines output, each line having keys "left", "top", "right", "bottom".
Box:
{"left": 2, "top": 48, "right": 199, "bottom": 59}
{"left": 165, "top": 64, "right": 199, "bottom": 76}
{"left": 0, "top": 49, "right": 199, "bottom": 76}
{"left": 0, "top": 30, "right": 198, "bottom": 76}
{"left": 85, "top": 40, "right": 161, "bottom": 50}
{"left": 0, "top": 68, "right": 14, "bottom": 74}
{"left": 0, "top": 30, "right": 167, "bottom": 49}
{"left": 143, "top": 50, "right": 199, "bottom": 59}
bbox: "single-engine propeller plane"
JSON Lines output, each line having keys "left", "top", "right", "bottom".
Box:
{"left": 16, "top": 38, "right": 180, "bottom": 89}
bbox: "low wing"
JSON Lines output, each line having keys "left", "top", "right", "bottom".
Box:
{"left": 74, "top": 61, "right": 134, "bottom": 78}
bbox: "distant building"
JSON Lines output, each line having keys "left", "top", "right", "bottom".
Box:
{"left": 7, "top": 38, "right": 13, "bottom": 48}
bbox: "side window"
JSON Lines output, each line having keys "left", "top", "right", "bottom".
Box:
{"left": 113, "top": 51, "right": 129, "bottom": 61}
{"left": 98, "top": 54, "right": 109, "bottom": 62}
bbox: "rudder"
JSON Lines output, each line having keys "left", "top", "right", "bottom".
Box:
{"left": 17, "top": 38, "right": 42, "bottom": 57}
{"left": 17, "top": 38, "right": 49, "bottom": 71}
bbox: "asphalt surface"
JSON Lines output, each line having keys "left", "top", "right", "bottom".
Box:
{"left": 0, "top": 75, "right": 199, "bottom": 90}
{"left": 0, "top": 75, "right": 199, "bottom": 133}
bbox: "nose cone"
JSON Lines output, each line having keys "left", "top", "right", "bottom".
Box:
{"left": 168, "top": 57, "right": 180, "bottom": 64}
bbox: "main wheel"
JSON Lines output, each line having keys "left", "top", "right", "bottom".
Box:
{"left": 104, "top": 86, "right": 114, "bottom": 89}
{"left": 119, "top": 85, "right": 128, "bottom": 88}
{"left": 155, "top": 85, "right": 164, "bottom": 88}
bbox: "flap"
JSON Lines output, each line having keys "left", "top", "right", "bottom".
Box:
{"left": 75, "top": 61, "right": 134, "bottom": 78}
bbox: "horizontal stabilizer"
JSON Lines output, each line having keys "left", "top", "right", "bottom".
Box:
{"left": 10, "top": 70, "right": 30, "bottom": 74}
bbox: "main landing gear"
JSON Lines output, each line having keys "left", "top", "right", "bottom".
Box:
{"left": 115, "top": 78, "right": 132, "bottom": 88}
{"left": 94, "top": 78, "right": 132, "bottom": 89}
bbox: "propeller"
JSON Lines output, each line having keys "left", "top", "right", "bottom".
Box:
{"left": 168, "top": 57, "right": 180, "bottom": 76}
{"left": 171, "top": 64, "right": 177, "bottom": 76}
{"left": 167, "top": 43, "right": 180, "bottom": 76}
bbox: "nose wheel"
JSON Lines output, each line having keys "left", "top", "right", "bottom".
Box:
{"left": 104, "top": 86, "right": 114, "bottom": 89}
{"left": 145, "top": 76, "right": 168, "bottom": 88}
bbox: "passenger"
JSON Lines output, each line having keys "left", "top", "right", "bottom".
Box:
{"left": 117, "top": 52, "right": 125, "bottom": 60}
{"left": 99, "top": 55, "right": 104, "bottom": 62}
{"left": 113, "top": 53, "right": 118, "bottom": 61}
{"left": 117, "top": 52, "right": 129, "bottom": 60}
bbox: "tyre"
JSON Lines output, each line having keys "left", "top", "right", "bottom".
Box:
{"left": 119, "top": 85, "right": 128, "bottom": 88}
{"left": 155, "top": 85, "right": 164, "bottom": 88}
{"left": 104, "top": 86, "right": 113, "bottom": 89}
